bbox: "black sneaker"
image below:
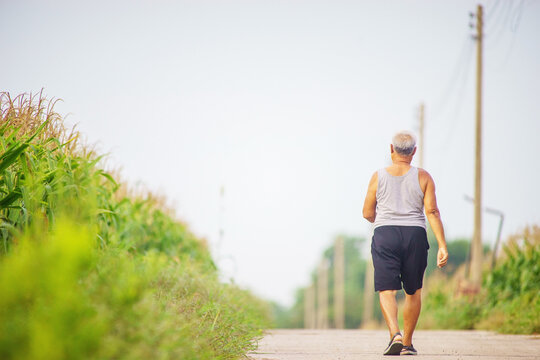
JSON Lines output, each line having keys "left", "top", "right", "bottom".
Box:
{"left": 383, "top": 332, "right": 403, "bottom": 355}
{"left": 400, "top": 344, "right": 418, "bottom": 355}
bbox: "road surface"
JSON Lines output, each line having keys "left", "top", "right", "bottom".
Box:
{"left": 249, "top": 329, "right": 540, "bottom": 360}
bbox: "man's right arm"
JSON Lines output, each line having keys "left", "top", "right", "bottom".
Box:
{"left": 421, "top": 169, "right": 449, "bottom": 268}
{"left": 363, "top": 172, "right": 378, "bottom": 223}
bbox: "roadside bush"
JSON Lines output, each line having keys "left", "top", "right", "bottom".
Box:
{"left": 421, "top": 225, "right": 540, "bottom": 334}
{"left": 0, "top": 92, "right": 269, "bottom": 359}
{"left": 481, "top": 225, "right": 540, "bottom": 334}
{"left": 0, "top": 219, "right": 269, "bottom": 359}
{"left": 422, "top": 284, "right": 483, "bottom": 330}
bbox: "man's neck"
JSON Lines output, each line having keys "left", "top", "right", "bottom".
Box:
{"left": 391, "top": 154, "right": 413, "bottom": 166}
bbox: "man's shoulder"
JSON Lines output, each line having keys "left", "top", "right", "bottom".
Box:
{"left": 417, "top": 167, "right": 431, "bottom": 178}
{"left": 369, "top": 170, "right": 379, "bottom": 184}
{"left": 417, "top": 167, "right": 434, "bottom": 188}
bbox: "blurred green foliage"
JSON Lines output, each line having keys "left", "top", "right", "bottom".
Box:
{"left": 422, "top": 225, "right": 540, "bottom": 334}
{"left": 482, "top": 225, "right": 540, "bottom": 333}
{"left": 426, "top": 233, "right": 470, "bottom": 277}
{"left": 422, "top": 284, "right": 483, "bottom": 330}
{"left": 276, "top": 229, "right": 472, "bottom": 329}
{"left": 0, "top": 220, "right": 269, "bottom": 359}
{"left": 0, "top": 92, "right": 270, "bottom": 359}
{"left": 272, "top": 235, "right": 383, "bottom": 328}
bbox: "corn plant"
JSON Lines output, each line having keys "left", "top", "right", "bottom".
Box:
{"left": 0, "top": 91, "right": 269, "bottom": 359}
{"left": 0, "top": 91, "right": 214, "bottom": 267}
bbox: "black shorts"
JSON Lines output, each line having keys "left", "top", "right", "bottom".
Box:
{"left": 371, "top": 225, "right": 429, "bottom": 295}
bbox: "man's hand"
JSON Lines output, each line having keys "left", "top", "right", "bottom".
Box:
{"left": 437, "top": 247, "right": 449, "bottom": 268}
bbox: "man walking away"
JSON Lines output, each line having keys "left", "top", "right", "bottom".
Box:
{"left": 362, "top": 131, "right": 448, "bottom": 356}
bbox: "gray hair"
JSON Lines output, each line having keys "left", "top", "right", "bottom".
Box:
{"left": 392, "top": 131, "right": 417, "bottom": 156}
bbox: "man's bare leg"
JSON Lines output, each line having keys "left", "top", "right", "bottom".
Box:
{"left": 403, "top": 288, "right": 422, "bottom": 346}
{"left": 379, "top": 290, "right": 401, "bottom": 340}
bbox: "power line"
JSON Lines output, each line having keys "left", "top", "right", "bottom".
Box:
{"left": 485, "top": 0, "right": 505, "bottom": 28}
{"left": 431, "top": 35, "right": 474, "bottom": 160}
{"left": 431, "top": 35, "right": 475, "bottom": 123}
{"left": 486, "top": 0, "right": 513, "bottom": 48}
{"left": 438, "top": 47, "right": 474, "bottom": 156}
{"left": 491, "top": 0, "right": 528, "bottom": 70}
{"left": 485, "top": 0, "right": 503, "bottom": 22}
{"left": 510, "top": 0, "right": 526, "bottom": 32}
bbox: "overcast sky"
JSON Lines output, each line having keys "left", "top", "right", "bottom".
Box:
{"left": 2, "top": 0, "right": 539, "bottom": 306}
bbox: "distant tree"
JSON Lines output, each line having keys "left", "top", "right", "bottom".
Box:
{"left": 426, "top": 226, "right": 487, "bottom": 277}
{"left": 273, "top": 228, "right": 476, "bottom": 329}
{"left": 269, "top": 289, "right": 305, "bottom": 328}
{"left": 272, "top": 235, "right": 384, "bottom": 328}
{"left": 323, "top": 236, "right": 368, "bottom": 328}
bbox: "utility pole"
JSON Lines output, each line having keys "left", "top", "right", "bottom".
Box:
{"left": 490, "top": 210, "right": 504, "bottom": 269}
{"left": 418, "top": 103, "right": 425, "bottom": 168}
{"left": 334, "top": 236, "right": 345, "bottom": 329}
{"left": 362, "top": 257, "right": 374, "bottom": 326}
{"left": 464, "top": 195, "right": 504, "bottom": 271}
{"left": 470, "top": 4, "right": 484, "bottom": 288}
{"left": 316, "top": 259, "right": 329, "bottom": 329}
{"left": 362, "top": 227, "right": 375, "bottom": 327}
{"left": 304, "top": 284, "right": 316, "bottom": 329}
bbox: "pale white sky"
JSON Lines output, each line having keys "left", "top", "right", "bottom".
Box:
{"left": 2, "top": 0, "right": 539, "bottom": 306}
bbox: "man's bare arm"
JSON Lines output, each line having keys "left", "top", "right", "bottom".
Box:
{"left": 363, "top": 172, "right": 378, "bottom": 223}
{"left": 421, "top": 170, "right": 449, "bottom": 268}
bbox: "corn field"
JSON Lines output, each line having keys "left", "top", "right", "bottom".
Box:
{"left": 0, "top": 91, "right": 269, "bottom": 360}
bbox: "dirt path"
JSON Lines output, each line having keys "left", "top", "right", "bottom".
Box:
{"left": 249, "top": 329, "right": 540, "bottom": 360}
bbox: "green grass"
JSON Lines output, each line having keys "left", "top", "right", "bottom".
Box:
{"left": 0, "top": 91, "right": 270, "bottom": 359}
{"left": 0, "top": 220, "right": 269, "bottom": 359}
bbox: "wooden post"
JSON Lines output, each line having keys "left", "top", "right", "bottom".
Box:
{"left": 334, "top": 236, "right": 345, "bottom": 329}
{"left": 304, "top": 284, "right": 316, "bottom": 329}
{"left": 470, "top": 4, "right": 484, "bottom": 288}
{"left": 363, "top": 227, "right": 375, "bottom": 326}
{"left": 316, "top": 259, "right": 329, "bottom": 329}
{"left": 363, "top": 257, "right": 375, "bottom": 326}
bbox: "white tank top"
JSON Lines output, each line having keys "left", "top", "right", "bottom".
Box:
{"left": 373, "top": 166, "right": 426, "bottom": 229}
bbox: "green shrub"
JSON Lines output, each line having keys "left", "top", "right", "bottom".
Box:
{"left": 481, "top": 225, "right": 540, "bottom": 334}
{"left": 0, "top": 92, "right": 269, "bottom": 359}
{"left": 0, "top": 219, "right": 269, "bottom": 359}
{"left": 0, "top": 220, "right": 101, "bottom": 359}
{"left": 421, "top": 226, "right": 540, "bottom": 334}
{"left": 422, "top": 286, "right": 482, "bottom": 330}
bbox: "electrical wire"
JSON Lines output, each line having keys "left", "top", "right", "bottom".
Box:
{"left": 485, "top": 0, "right": 503, "bottom": 22}
{"left": 431, "top": 35, "right": 475, "bottom": 124}
{"left": 434, "top": 39, "right": 475, "bottom": 163}
{"left": 510, "top": 0, "right": 526, "bottom": 32}
{"left": 439, "top": 47, "right": 474, "bottom": 155}
{"left": 427, "top": 1, "right": 527, "bottom": 174}
{"left": 485, "top": 0, "right": 504, "bottom": 24}
{"left": 486, "top": 0, "right": 514, "bottom": 48}
{"left": 491, "top": 0, "right": 528, "bottom": 70}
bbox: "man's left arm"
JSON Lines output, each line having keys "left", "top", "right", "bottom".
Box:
{"left": 363, "top": 172, "right": 378, "bottom": 223}
{"left": 420, "top": 169, "right": 448, "bottom": 268}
